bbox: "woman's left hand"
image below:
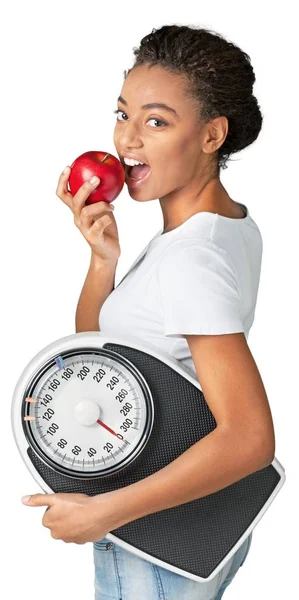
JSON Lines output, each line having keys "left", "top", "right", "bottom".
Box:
{"left": 21, "top": 492, "right": 115, "bottom": 544}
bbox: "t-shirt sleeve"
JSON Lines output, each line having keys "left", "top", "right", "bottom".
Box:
{"left": 157, "top": 239, "right": 244, "bottom": 338}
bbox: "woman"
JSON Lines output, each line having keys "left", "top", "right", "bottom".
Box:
{"left": 56, "top": 24, "right": 275, "bottom": 600}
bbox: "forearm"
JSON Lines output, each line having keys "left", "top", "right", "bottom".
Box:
{"left": 75, "top": 253, "right": 118, "bottom": 333}
{"left": 102, "top": 426, "right": 274, "bottom": 530}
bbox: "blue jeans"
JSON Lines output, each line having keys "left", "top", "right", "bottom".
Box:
{"left": 93, "top": 532, "right": 252, "bottom": 600}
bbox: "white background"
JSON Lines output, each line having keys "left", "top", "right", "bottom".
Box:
{"left": 1, "top": 1, "right": 297, "bottom": 598}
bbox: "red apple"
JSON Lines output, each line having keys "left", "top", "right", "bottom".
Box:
{"left": 68, "top": 151, "right": 125, "bottom": 206}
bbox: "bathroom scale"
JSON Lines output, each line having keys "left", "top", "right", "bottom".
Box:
{"left": 11, "top": 331, "right": 286, "bottom": 583}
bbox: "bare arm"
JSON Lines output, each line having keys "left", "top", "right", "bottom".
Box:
{"left": 92, "top": 333, "right": 275, "bottom": 530}
{"left": 55, "top": 167, "right": 121, "bottom": 334}
{"left": 75, "top": 253, "right": 118, "bottom": 333}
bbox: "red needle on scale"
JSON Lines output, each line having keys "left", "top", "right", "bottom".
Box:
{"left": 97, "top": 418, "right": 124, "bottom": 440}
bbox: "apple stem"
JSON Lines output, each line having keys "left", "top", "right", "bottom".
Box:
{"left": 100, "top": 153, "right": 110, "bottom": 163}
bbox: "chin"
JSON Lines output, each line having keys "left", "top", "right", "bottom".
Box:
{"left": 127, "top": 187, "right": 157, "bottom": 202}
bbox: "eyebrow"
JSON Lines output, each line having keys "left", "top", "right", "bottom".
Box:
{"left": 117, "top": 95, "right": 178, "bottom": 117}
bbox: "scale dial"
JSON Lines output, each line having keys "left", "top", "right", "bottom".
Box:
{"left": 22, "top": 348, "right": 154, "bottom": 478}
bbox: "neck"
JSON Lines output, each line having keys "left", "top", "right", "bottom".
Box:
{"left": 159, "top": 177, "right": 235, "bottom": 233}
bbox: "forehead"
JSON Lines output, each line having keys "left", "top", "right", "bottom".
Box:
{"left": 120, "top": 64, "right": 189, "bottom": 108}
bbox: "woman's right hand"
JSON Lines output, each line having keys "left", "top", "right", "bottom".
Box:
{"left": 56, "top": 166, "right": 121, "bottom": 265}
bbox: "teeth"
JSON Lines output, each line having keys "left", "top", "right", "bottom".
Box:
{"left": 123, "top": 157, "right": 145, "bottom": 166}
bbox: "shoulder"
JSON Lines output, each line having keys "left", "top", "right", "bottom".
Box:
{"left": 157, "top": 238, "right": 239, "bottom": 283}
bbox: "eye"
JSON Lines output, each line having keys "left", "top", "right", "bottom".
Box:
{"left": 147, "top": 118, "right": 166, "bottom": 128}
{"left": 113, "top": 109, "right": 128, "bottom": 121}
{"left": 113, "top": 109, "right": 167, "bottom": 128}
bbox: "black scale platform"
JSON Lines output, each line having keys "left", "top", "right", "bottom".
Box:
{"left": 27, "top": 342, "right": 281, "bottom": 580}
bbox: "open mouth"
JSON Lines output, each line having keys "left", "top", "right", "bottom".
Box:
{"left": 125, "top": 162, "right": 152, "bottom": 183}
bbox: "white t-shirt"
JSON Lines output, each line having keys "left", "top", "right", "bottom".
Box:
{"left": 100, "top": 202, "right": 263, "bottom": 380}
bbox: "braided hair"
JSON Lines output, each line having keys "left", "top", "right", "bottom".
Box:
{"left": 124, "top": 24, "right": 263, "bottom": 172}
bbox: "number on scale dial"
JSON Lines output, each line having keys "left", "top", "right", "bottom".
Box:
{"left": 23, "top": 351, "right": 154, "bottom": 478}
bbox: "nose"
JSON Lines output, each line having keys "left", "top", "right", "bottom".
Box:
{"left": 114, "top": 119, "right": 143, "bottom": 150}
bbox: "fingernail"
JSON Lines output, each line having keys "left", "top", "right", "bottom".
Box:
{"left": 62, "top": 166, "right": 70, "bottom": 174}
{"left": 21, "top": 495, "right": 31, "bottom": 504}
{"left": 90, "top": 176, "right": 100, "bottom": 185}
